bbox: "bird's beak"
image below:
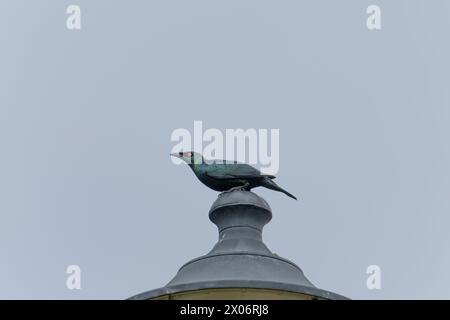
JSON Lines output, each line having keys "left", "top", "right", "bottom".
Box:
{"left": 170, "top": 153, "right": 181, "bottom": 158}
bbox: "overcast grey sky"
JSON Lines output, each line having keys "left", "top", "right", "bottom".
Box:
{"left": 1, "top": 1, "right": 449, "bottom": 299}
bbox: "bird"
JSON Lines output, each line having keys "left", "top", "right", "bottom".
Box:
{"left": 170, "top": 151, "right": 297, "bottom": 200}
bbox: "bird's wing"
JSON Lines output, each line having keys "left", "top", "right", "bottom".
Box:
{"left": 205, "top": 172, "right": 237, "bottom": 179}
{"left": 206, "top": 163, "right": 275, "bottom": 179}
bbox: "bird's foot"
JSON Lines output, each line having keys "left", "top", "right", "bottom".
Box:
{"left": 222, "top": 184, "right": 250, "bottom": 194}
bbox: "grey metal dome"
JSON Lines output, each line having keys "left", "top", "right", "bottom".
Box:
{"left": 129, "top": 191, "right": 348, "bottom": 300}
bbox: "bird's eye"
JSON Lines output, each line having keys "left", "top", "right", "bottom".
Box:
{"left": 179, "top": 152, "right": 183, "bottom": 156}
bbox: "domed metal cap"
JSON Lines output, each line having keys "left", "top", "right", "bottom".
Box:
{"left": 129, "top": 191, "right": 348, "bottom": 300}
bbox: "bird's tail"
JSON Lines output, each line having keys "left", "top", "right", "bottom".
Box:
{"left": 262, "top": 177, "right": 297, "bottom": 200}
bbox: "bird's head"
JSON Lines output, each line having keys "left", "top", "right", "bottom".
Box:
{"left": 170, "top": 151, "right": 203, "bottom": 165}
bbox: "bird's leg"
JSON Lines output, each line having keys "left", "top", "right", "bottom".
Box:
{"left": 223, "top": 182, "right": 250, "bottom": 193}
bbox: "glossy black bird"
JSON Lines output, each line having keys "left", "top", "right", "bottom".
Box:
{"left": 171, "top": 151, "right": 297, "bottom": 200}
